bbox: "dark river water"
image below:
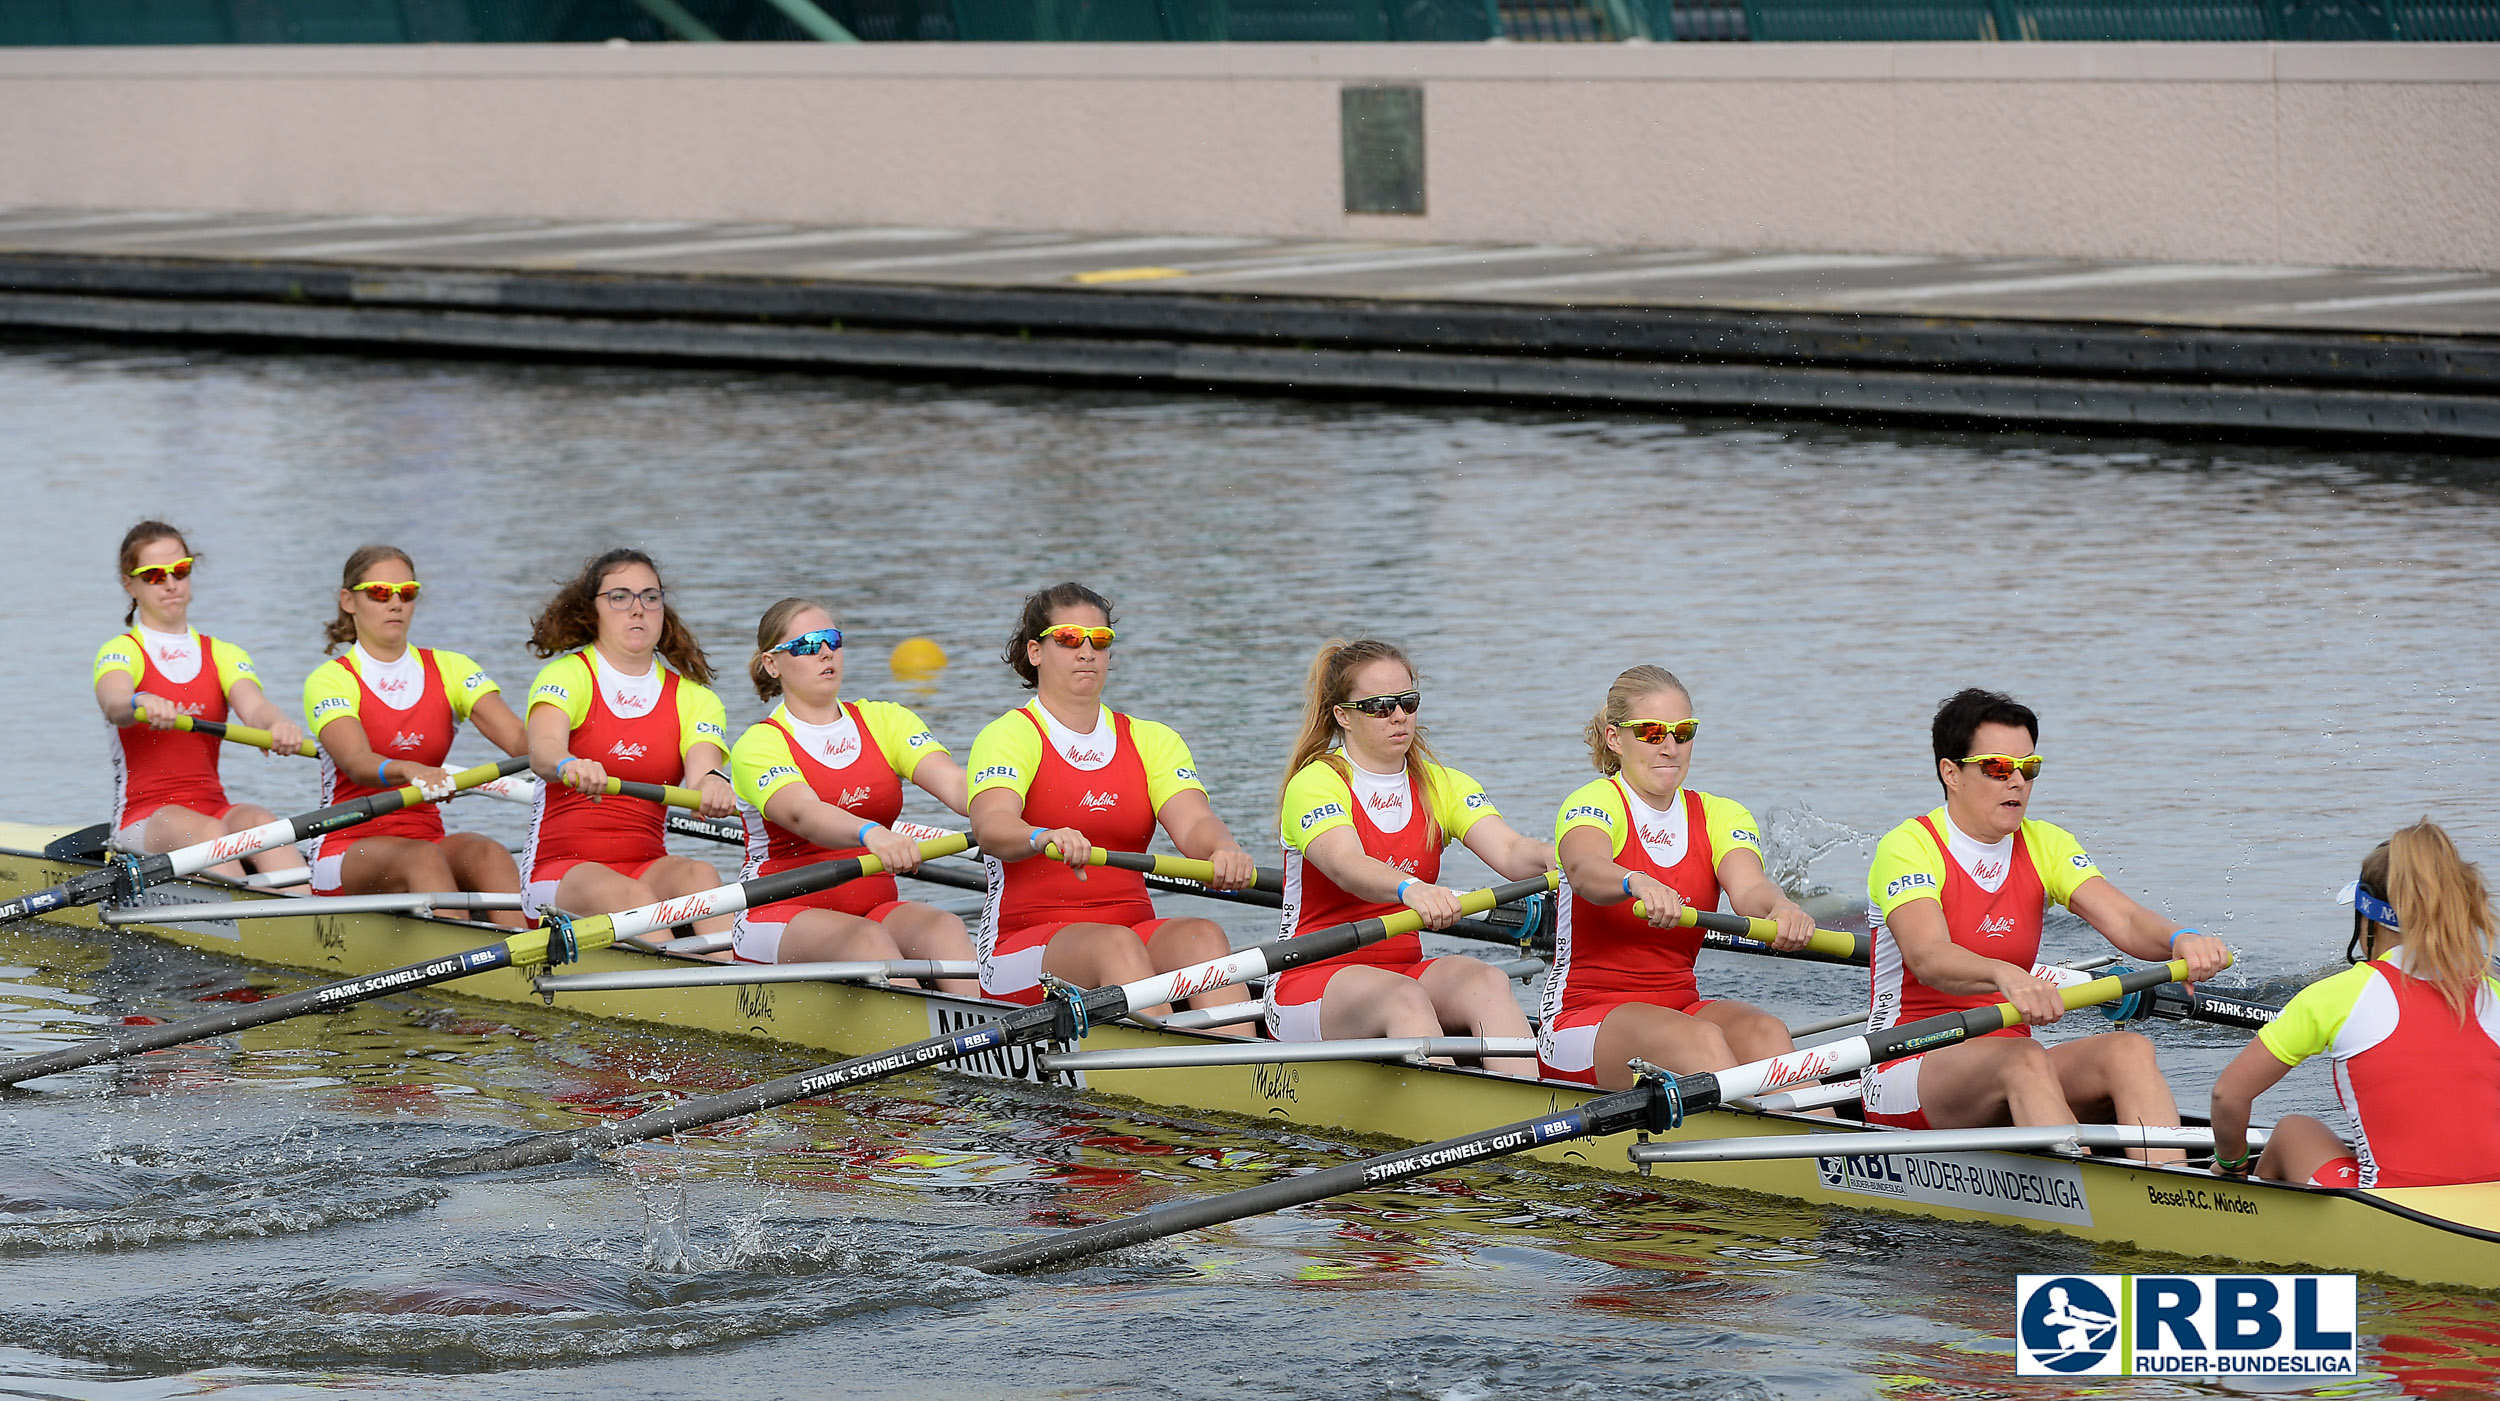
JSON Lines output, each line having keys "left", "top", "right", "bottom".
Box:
{"left": 1, "top": 337, "right": 2496, "bottom": 1398}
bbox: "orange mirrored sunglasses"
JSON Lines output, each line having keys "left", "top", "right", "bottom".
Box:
{"left": 129, "top": 557, "right": 195, "bottom": 585}
{"left": 1037, "top": 625, "right": 1116, "bottom": 650}
{"left": 1619, "top": 718, "right": 1699, "bottom": 745}
{"left": 1959, "top": 753, "right": 2044, "bottom": 781}
{"left": 351, "top": 580, "right": 422, "bottom": 603}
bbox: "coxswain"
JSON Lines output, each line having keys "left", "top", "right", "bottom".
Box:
{"left": 1269, "top": 639, "right": 1549, "bottom": 1075}
{"left": 2209, "top": 821, "right": 2500, "bottom": 1188}
{"left": 964, "top": 583, "right": 1255, "bottom": 1016}
{"left": 520, "top": 549, "right": 736, "bottom": 940}
{"left": 301, "top": 545, "right": 528, "bottom": 928}
{"left": 1541, "top": 665, "right": 1815, "bottom": 1087}
{"left": 91, "top": 520, "right": 308, "bottom": 883}
{"left": 728, "top": 598, "right": 979, "bottom": 994}
{"left": 1861, "top": 688, "right": 2231, "bottom": 1160}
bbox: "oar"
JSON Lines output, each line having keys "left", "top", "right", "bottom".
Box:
{"left": 1043, "top": 843, "right": 1285, "bottom": 895}
{"left": 132, "top": 707, "right": 317, "bottom": 759}
{"left": 420, "top": 871, "right": 1560, "bottom": 1176}
{"left": 1633, "top": 900, "right": 1868, "bottom": 964}
{"left": 0, "top": 833, "right": 969, "bottom": 1088}
{"left": 1627, "top": 1121, "right": 2272, "bottom": 1165}
{"left": 0, "top": 755, "right": 532, "bottom": 928}
{"left": 953, "top": 957, "right": 2214, "bottom": 1274}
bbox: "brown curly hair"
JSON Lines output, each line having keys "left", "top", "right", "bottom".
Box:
{"left": 527, "top": 548, "right": 714, "bottom": 685}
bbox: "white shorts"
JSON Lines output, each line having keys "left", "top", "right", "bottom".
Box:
{"left": 1860, "top": 1055, "right": 1926, "bottom": 1125}
{"left": 1262, "top": 985, "right": 1325, "bottom": 1044}
{"left": 979, "top": 941, "right": 1048, "bottom": 1004}
{"left": 309, "top": 852, "right": 349, "bottom": 897}
{"left": 730, "top": 916, "right": 787, "bottom": 965}
{"left": 108, "top": 820, "right": 151, "bottom": 855}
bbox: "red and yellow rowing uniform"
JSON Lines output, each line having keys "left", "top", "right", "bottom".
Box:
{"left": 1860, "top": 808, "right": 2101, "bottom": 1127}
{"left": 518, "top": 649, "right": 727, "bottom": 917}
{"left": 726, "top": 699, "right": 948, "bottom": 964}
{"left": 1266, "top": 756, "right": 1495, "bottom": 1042}
{"left": 92, "top": 626, "right": 263, "bottom": 848}
{"left": 964, "top": 702, "right": 1203, "bottom": 1005}
{"left": 2258, "top": 951, "right": 2500, "bottom": 1188}
{"left": 1537, "top": 776, "right": 1761, "bottom": 1084}
{"left": 299, "top": 645, "right": 500, "bottom": 896}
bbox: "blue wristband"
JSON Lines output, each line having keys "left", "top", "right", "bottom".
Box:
{"left": 1397, "top": 877, "right": 1417, "bottom": 902}
{"left": 2169, "top": 926, "right": 2199, "bottom": 947}
{"left": 556, "top": 756, "right": 577, "bottom": 778}
{"left": 377, "top": 759, "right": 394, "bottom": 785}
{"left": 1028, "top": 827, "right": 1050, "bottom": 852}
{"left": 1622, "top": 873, "right": 1635, "bottom": 898}
{"left": 859, "top": 821, "right": 884, "bottom": 840}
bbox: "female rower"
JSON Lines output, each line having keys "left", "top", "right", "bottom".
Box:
{"left": 728, "top": 598, "right": 979, "bottom": 994}
{"left": 520, "top": 549, "right": 736, "bottom": 940}
{"left": 2210, "top": 821, "right": 2500, "bottom": 1189}
{"left": 964, "top": 583, "right": 1255, "bottom": 1016}
{"left": 1269, "top": 639, "right": 1550, "bottom": 1076}
{"left": 301, "top": 545, "right": 528, "bottom": 928}
{"left": 1540, "top": 666, "right": 1815, "bottom": 1089}
{"left": 91, "top": 520, "right": 308, "bottom": 883}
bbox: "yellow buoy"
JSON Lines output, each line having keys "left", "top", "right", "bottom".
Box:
{"left": 889, "top": 636, "right": 949, "bottom": 681}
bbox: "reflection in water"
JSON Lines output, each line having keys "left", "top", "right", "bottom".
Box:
{"left": 0, "top": 341, "right": 2495, "bottom": 1397}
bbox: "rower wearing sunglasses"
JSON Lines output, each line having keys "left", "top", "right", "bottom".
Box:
{"left": 1268, "top": 639, "right": 1552, "bottom": 1076}
{"left": 2207, "top": 822, "right": 2500, "bottom": 1190}
{"left": 519, "top": 549, "right": 735, "bottom": 941}
{"left": 964, "top": 583, "right": 1256, "bottom": 1016}
{"left": 1861, "top": 688, "right": 2231, "bottom": 1159}
{"left": 300, "top": 545, "right": 529, "bottom": 927}
{"left": 90, "top": 520, "right": 308, "bottom": 883}
{"left": 1540, "top": 665, "right": 1816, "bottom": 1087}
{"left": 727, "top": 599, "right": 979, "bottom": 994}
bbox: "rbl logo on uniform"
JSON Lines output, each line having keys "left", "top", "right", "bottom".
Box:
{"left": 2015, "top": 1274, "right": 2356, "bottom": 1377}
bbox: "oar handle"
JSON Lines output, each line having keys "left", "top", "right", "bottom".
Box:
{"left": 136, "top": 707, "right": 318, "bottom": 759}
{"left": 602, "top": 777, "right": 705, "bottom": 810}
{"left": 1040, "top": 844, "right": 1287, "bottom": 895}
{"left": 1631, "top": 900, "right": 1865, "bottom": 962}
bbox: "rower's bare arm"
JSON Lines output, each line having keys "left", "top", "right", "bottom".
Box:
{"left": 1558, "top": 826, "right": 1682, "bottom": 926}
{"left": 1717, "top": 849, "right": 1815, "bottom": 951}
{"left": 527, "top": 702, "right": 603, "bottom": 791}
{"left": 2209, "top": 1037, "right": 2297, "bottom": 1170}
{"left": 763, "top": 782, "right": 925, "bottom": 873}
{"left": 1457, "top": 816, "right": 1553, "bottom": 882}
{"left": 94, "top": 670, "right": 155, "bottom": 728}
{"left": 970, "top": 787, "right": 1060, "bottom": 864}
{"left": 907, "top": 752, "right": 971, "bottom": 816}
{"left": 225, "top": 679, "right": 307, "bottom": 754}
{"left": 1308, "top": 825, "right": 1461, "bottom": 926}
{"left": 2068, "top": 876, "right": 2231, "bottom": 981}
{"left": 316, "top": 716, "right": 398, "bottom": 787}
{"left": 468, "top": 692, "right": 528, "bottom": 757}
{"left": 1890, "top": 897, "right": 2064, "bottom": 1023}
{"left": 680, "top": 742, "right": 735, "bottom": 818}
{"left": 1154, "top": 790, "right": 1255, "bottom": 889}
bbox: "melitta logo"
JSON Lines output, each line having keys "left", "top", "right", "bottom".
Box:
{"left": 1391, "top": 857, "right": 1420, "bottom": 874}
{"left": 1064, "top": 745, "right": 1105, "bottom": 765}
{"left": 2016, "top": 1275, "right": 2355, "bottom": 1378}
{"left": 1079, "top": 791, "right": 1120, "bottom": 810}
{"left": 388, "top": 731, "right": 426, "bottom": 751}
{"left": 1885, "top": 872, "right": 1938, "bottom": 899}
{"left": 608, "top": 741, "right": 649, "bottom": 761}
{"left": 156, "top": 645, "right": 194, "bottom": 663}
{"left": 207, "top": 833, "right": 262, "bottom": 861}
{"left": 836, "top": 787, "right": 873, "bottom": 808}
{"left": 1367, "top": 790, "right": 1405, "bottom": 812}
{"left": 1977, "top": 914, "right": 2017, "bottom": 938}
{"left": 1974, "top": 858, "right": 2005, "bottom": 883}
{"left": 649, "top": 895, "right": 716, "bottom": 926}
{"left": 1757, "top": 1046, "right": 1842, "bottom": 1091}
{"left": 1638, "top": 824, "right": 1675, "bottom": 846}
{"left": 820, "top": 735, "right": 858, "bottom": 760}
{"left": 372, "top": 674, "right": 409, "bottom": 695}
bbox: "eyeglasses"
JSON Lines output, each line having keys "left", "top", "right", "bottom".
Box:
{"left": 1339, "top": 691, "right": 1421, "bottom": 719}
{"left": 1618, "top": 718, "right": 1699, "bottom": 746}
{"left": 1037, "top": 625, "right": 1116, "bottom": 650}
{"left": 351, "top": 580, "right": 422, "bottom": 603}
{"left": 129, "top": 557, "right": 195, "bottom": 585}
{"left": 1958, "top": 753, "right": 2044, "bottom": 781}
{"left": 771, "top": 627, "right": 843, "bottom": 657}
{"left": 599, "top": 587, "right": 666, "bottom": 612}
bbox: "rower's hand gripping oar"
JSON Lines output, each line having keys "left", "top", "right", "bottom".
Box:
{"left": 422, "top": 870, "right": 1560, "bottom": 1176}
{"left": 1043, "top": 843, "right": 1285, "bottom": 895}
{"left": 0, "top": 833, "right": 971, "bottom": 1089}
{"left": 0, "top": 755, "right": 533, "bottom": 928}
{"left": 1632, "top": 900, "right": 1867, "bottom": 963}
{"left": 955, "top": 955, "right": 2222, "bottom": 1275}
{"left": 132, "top": 707, "right": 318, "bottom": 759}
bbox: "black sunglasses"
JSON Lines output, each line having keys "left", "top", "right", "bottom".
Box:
{"left": 1339, "top": 690, "right": 1421, "bottom": 719}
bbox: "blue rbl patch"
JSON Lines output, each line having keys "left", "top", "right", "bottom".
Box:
{"left": 974, "top": 765, "right": 1017, "bottom": 784}
{"left": 1562, "top": 805, "right": 1611, "bottom": 825}
{"left": 463, "top": 949, "right": 506, "bottom": 970}
{"left": 1885, "top": 872, "right": 1939, "bottom": 898}
{"left": 535, "top": 685, "right": 570, "bottom": 701}
{"left": 2072, "top": 853, "right": 2094, "bottom": 869}
{"left": 1299, "top": 803, "right": 1348, "bottom": 830}
{"left": 908, "top": 732, "right": 932, "bottom": 748}
{"left": 1529, "top": 1115, "right": 1578, "bottom": 1144}
{"left": 1730, "top": 828, "right": 1760, "bottom": 846}
{"left": 1175, "top": 766, "right": 1198, "bottom": 782}
{"left": 1463, "top": 792, "right": 1489, "bottom": 809}
{"left": 951, "top": 1027, "right": 1003, "bottom": 1053}
{"left": 2015, "top": 1275, "right": 2355, "bottom": 1378}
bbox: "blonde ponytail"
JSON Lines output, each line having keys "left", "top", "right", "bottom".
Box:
{"left": 1585, "top": 665, "right": 1689, "bottom": 774}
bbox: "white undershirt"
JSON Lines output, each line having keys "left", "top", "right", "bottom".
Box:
{"left": 593, "top": 649, "right": 662, "bottom": 719}
{"left": 352, "top": 642, "right": 426, "bottom": 713}
{"left": 1038, "top": 704, "right": 1116, "bottom": 773}
{"left": 1622, "top": 781, "right": 1690, "bottom": 866}
{"left": 1941, "top": 813, "right": 2017, "bottom": 895}
{"left": 1344, "top": 754, "right": 1413, "bottom": 835}
{"left": 780, "top": 703, "right": 863, "bottom": 766}
{"left": 138, "top": 624, "right": 203, "bottom": 686}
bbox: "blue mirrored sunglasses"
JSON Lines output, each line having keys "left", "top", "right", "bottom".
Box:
{"left": 770, "top": 627, "right": 844, "bottom": 657}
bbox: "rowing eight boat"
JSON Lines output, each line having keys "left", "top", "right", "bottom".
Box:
{"left": 1, "top": 821, "right": 2492, "bottom": 1290}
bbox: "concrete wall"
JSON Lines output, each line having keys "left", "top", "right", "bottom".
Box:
{"left": 1, "top": 42, "right": 2495, "bottom": 269}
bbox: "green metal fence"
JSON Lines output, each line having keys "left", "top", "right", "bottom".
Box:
{"left": 0, "top": 0, "right": 2489, "bottom": 41}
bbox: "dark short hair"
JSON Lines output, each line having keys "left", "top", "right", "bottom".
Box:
{"left": 1931, "top": 687, "right": 2039, "bottom": 788}
{"left": 1002, "top": 582, "right": 1116, "bottom": 689}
